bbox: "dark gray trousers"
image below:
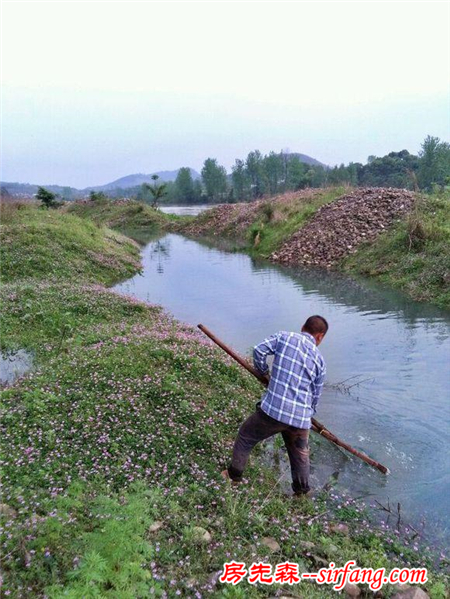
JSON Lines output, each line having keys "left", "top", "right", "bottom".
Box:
{"left": 228, "top": 404, "right": 311, "bottom": 494}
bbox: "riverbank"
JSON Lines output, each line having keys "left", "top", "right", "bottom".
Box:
{"left": 0, "top": 202, "right": 141, "bottom": 284}
{"left": 177, "top": 187, "right": 450, "bottom": 308}
{"left": 1, "top": 203, "right": 448, "bottom": 597}
{"left": 66, "top": 197, "right": 170, "bottom": 231}
{"left": 341, "top": 189, "right": 450, "bottom": 307}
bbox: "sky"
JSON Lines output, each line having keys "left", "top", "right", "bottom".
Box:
{"left": 1, "top": 0, "right": 449, "bottom": 188}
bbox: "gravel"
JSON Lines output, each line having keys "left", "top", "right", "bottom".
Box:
{"left": 271, "top": 187, "right": 416, "bottom": 268}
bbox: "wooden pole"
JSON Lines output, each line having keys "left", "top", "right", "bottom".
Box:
{"left": 198, "top": 324, "right": 389, "bottom": 475}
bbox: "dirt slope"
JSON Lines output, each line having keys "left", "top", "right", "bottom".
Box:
{"left": 180, "top": 189, "right": 324, "bottom": 240}
{"left": 271, "top": 188, "right": 416, "bottom": 268}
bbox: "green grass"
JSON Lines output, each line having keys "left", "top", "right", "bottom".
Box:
{"left": 67, "top": 198, "right": 171, "bottom": 231}
{"left": 342, "top": 189, "right": 450, "bottom": 308}
{"left": 0, "top": 203, "right": 141, "bottom": 285}
{"left": 1, "top": 199, "right": 448, "bottom": 596}
{"left": 3, "top": 282, "right": 448, "bottom": 597}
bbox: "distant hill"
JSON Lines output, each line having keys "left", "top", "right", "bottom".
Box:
{"left": 0, "top": 182, "right": 77, "bottom": 198}
{"left": 87, "top": 169, "right": 201, "bottom": 192}
{"left": 1, "top": 168, "right": 201, "bottom": 199}
{"left": 286, "top": 153, "right": 327, "bottom": 168}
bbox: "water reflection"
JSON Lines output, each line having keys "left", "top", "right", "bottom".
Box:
{"left": 0, "top": 349, "right": 33, "bottom": 385}
{"left": 114, "top": 233, "right": 450, "bottom": 546}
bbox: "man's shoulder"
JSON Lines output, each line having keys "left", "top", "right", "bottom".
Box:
{"left": 276, "top": 332, "right": 324, "bottom": 359}
{"left": 277, "top": 331, "right": 316, "bottom": 351}
{"left": 276, "top": 331, "right": 302, "bottom": 346}
{"left": 299, "top": 333, "right": 325, "bottom": 367}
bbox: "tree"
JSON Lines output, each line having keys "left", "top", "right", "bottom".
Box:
{"left": 286, "top": 156, "right": 306, "bottom": 190}
{"left": 328, "top": 163, "right": 357, "bottom": 186}
{"left": 418, "top": 136, "right": 450, "bottom": 190}
{"left": 89, "top": 191, "right": 108, "bottom": 203}
{"left": 174, "top": 167, "right": 195, "bottom": 204}
{"left": 359, "top": 150, "right": 420, "bottom": 189}
{"left": 61, "top": 186, "right": 74, "bottom": 201}
{"left": 309, "top": 166, "right": 327, "bottom": 188}
{"left": 193, "top": 180, "right": 203, "bottom": 203}
{"left": 346, "top": 163, "right": 359, "bottom": 186}
{"left": 36, "top": 186, "right": 59, "bottom": 208}
{"left": 263, "top": 152, "right": 283, "bottom": 195}
{"left": 201, "top": 158, "right": 228, "bottom": 202}
{"left": 142, "top": 175, "right": 168, "bottom": 209}
{"left": 231, "top": 159, "right": 251, "bottom": 201}
{"left": 280, "top": 151, "right": 291, "bottom": 192}
{"left": 246, "top": 150, "right": 266, "bottom": 198}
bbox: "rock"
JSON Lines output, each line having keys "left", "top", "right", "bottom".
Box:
{"left": 311, "top": 554, "right": 329, "bottom": 567}
{"left": 191, "top": 526, "right": 212, "bottom": 544}
{"left": 330, "top": 522, "right": 350, "bottom": 535}
{"left": 261, "top": 536, "right": 281, "bottom": 552}
{"left": 0, "top": 503, "right": 16, "bottom": 518}
{"left": 148, "top": 521, "right": 163, "bottom": 533}
{"left": 391, "top": 587, "right": 429, "bottom": 599}
{"left": 326, "top": 543, "right": 339, "bottom": 556}
{"left": 344, "top": 581, "right": 361, "bottom": 597}
{"left": 299, "top": 540, "right": 316, "bottom": 551}
{"left": 207, "top": 570, "right": 222, "bottom": 587}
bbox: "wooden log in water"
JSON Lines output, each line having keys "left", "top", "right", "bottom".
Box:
{"left": 198, "top": 323, "right": 389, "bottom": 475}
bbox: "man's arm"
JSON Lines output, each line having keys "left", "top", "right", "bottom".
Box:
{"left": 311, "top": 363, "right": 326, "bottom": 414}
{"left": 253, "top": 333, "right": 279, "bottom": 375}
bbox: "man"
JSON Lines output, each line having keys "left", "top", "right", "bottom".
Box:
{"left": 223, "top": 315, "right": 328, "bottom": 495}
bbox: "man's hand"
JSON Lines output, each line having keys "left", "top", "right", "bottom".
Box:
{"left": 261, "top": 373, "right": 270, "bottom": 386}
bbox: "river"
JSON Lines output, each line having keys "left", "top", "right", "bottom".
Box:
{"left": 114, "top": 214, "right": 450, "bottom": 548}
{"left": 160, "top": 204, "right": 212, "bottom": 216}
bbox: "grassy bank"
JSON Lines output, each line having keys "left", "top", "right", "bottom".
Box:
{"left": 1, "top": 203, "right": 448, "bottom": 597}
{"left": 0, "top": 202, "right": 141, "bottom": 285}
{"left": 342, "top": 190, "right": 450, "bottom": 308}
{"left": 67, "top": 198, "right": 170, "bottom": 231}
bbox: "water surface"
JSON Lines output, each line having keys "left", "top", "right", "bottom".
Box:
{"left": 114, "top": 231, "right": 450, "bottom": 546}
{"left": 0, "top": 350, "right": 33, "bottom": 385}
{"left": 160, "top": 204, "right": 212, "bottom": 216}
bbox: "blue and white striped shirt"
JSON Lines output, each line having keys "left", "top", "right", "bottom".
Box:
{"left": 254, "top": 331, "right": 326, "bottom": 429}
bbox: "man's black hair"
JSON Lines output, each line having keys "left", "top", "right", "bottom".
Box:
{"left": 303, "top": 315, "right": 329, "bottom": 335}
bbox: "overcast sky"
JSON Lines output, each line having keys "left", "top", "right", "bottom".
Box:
{"left": 2, "top": 1, "right": 449, "bottom": 188}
